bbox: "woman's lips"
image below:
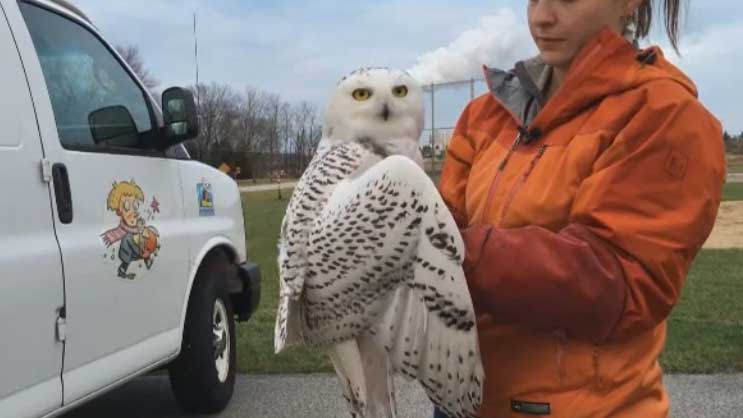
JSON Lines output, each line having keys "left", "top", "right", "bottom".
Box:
{"left": 536, "top": 37, "right": 565, "bottom": 49}
{"left": 537, "top": 37, "right": 565, "bottom": 43}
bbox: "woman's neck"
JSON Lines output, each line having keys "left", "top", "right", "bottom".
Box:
{"left": 545, "top": 65, "right": 567, "bottom": 102}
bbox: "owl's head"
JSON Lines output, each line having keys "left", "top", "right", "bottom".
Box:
{"left": 323, "top": 67, "right": 424, "bottom": 143}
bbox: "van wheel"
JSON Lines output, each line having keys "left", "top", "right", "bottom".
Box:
{"left": 169, "top": 252, "right": 237, "bottom": 413}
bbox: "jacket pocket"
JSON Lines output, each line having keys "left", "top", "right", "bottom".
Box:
{"left": 499, "top": 144, "right": 547, "bottom": 222}
{"left": 553, "top": 331, "right": 599, "bottom": 391}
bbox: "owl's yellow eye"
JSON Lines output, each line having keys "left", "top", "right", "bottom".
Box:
{"left": 392, "top": 85, "right": 408, "bottom": 98}
{"left": 352, "top": 88, "right": 372, "bottom": 101}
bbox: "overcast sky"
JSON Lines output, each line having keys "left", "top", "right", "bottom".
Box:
{"left": 73, "top": 0, "right": 742, "bottom": 133}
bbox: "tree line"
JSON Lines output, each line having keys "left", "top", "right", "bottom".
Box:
{"left": 724, "top": 131, "right": 743, "bottom": 154}
{"left": 117, "top": 44, "right": 323, "bottom": 180}
{"left": 117, "top": 44, "right": 743, "bottom": 180}
{"left": 185, "top": 83, "right": 323, "bottom": 180}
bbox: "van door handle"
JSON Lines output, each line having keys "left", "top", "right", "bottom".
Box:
{"left": 52, "top": 163, "right": 73, "bottom": 224}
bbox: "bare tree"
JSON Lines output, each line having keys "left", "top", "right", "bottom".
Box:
{"left": 115, "top": 44, "right": 160, "bottom": 94}
{"left": 235, "top": 87, "right": 266, "bottom": 154}
{"left": 189, "top": 83, "right": 240, "bottom": 161}
{"left": 261, "top": 93, "right": 282, "bottom": 169}
{"left": 289, "top": 102, "right": 322, "bottom": 174}
{"left": 184, "top": 82, "right": 324, "bottom": 178}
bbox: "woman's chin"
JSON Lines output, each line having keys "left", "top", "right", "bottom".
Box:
{"left": 537, "top": 50, "right": 571, "bottom": 68}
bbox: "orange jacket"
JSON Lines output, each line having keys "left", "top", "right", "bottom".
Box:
{"left": 438, "top": 28, "right": 726, "bottom": 418}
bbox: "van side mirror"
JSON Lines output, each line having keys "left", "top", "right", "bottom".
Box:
{"left": 160, "top": 87, "right": 198, "bottom": 149}
{"left": 89, "top": 105, "right": 138, "bottom": 145}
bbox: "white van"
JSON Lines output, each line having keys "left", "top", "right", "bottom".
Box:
{"left": 0, "top": 0, "right": 261, "bottom": 417}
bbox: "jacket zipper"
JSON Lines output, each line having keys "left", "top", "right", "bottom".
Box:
{"left": 498, "top": 144, "right": 547, "bottom": 221}
{"left": 553, "top": 330, "right": 566, "bottom": 386}
{"left": 479, "top": 131, "right": 524, "bottom": 224}
{"left": 593, "top": 344, "right": 603, "bottom": 390}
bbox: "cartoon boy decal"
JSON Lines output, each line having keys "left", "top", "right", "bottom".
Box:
{"left": 101, "top": 180, "right": 160, "bottom": 280}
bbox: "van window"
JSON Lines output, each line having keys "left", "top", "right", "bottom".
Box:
{"left": 20, "top": 2, "right": 156, "bottom": 151}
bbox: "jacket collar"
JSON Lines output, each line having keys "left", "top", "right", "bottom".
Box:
{"left": 482, "top": 27, "right": 696, "bottom": 140}
{"left": 483, "top": 57, "right": 551, "bottom": 134}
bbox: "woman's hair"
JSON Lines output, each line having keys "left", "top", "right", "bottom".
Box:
{"left": 633, "top": 0, "right": 686, "bottom": 53}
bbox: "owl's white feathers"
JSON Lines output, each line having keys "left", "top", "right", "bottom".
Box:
{"left": 275, "top": 68, "right": 483, "bottom": 418}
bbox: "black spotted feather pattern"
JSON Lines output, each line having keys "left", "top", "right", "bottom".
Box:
{"left": 276, "top": 140, "right": 484, "bottom": 418}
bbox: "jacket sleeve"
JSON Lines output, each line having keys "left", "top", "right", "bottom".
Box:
{"left": 463, "top": 94, "right": 727, "bottom": 343}
{"left": 439, "top": 100, "right": 489, "bottom": 228}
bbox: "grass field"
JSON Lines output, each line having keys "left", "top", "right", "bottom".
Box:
{"left": 236, "top": 190, "right": 331, "bottom": 373}
{"left": 663, "top": 249, "right": 743, "bottom": 373}
{"left": 723, "top": 182, "right": 743, "bottom": 201}
{"left": 728, "top": 154, "right": 743, "bottom": 174}
{"left": 237, "top": 178, "right": 299, "bottom": 187}
{"left": 236, "top": 188, "right": 743, "bottom": 374}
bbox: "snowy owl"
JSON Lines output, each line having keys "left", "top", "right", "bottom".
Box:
{"left": 275, "top": 67, "right": 484, "bottom": 418}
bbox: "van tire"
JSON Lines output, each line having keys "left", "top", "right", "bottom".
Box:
{"left": 169, "top": 251, "right": 237, "bottom": 413}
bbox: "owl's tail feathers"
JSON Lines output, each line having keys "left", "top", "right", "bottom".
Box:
{"left": 274, "top": 291, "right": 303, "bottom": 353}
{"left": 329, "top": 338, "right": 396, "bottom": 418}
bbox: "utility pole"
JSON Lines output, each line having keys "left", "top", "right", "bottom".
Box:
{"left": 193, "top": 12, "right": 200, "bottom": 105}
{"left": 430, "top": 83, "right": 435, "bottom": 171}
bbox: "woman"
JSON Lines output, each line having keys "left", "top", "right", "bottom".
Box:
{"left": 436, "top": 0, "right": 726, "bottom": 417}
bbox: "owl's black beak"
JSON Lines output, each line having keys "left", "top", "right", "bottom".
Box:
{"left": 380, "top": 103, "right": 391, "bottom": 121}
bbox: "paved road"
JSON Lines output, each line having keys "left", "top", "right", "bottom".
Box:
{"left": 239, "top": 182, "right": 298, "bottom": 193}
{"left": 61, "top": 373, "right": 743, "bottom": 418}
{"left": 236, "top": 175, "right": 742, "bottom": 193}
{"left": 235, "top": 173, "right": 743, "bottom": 193}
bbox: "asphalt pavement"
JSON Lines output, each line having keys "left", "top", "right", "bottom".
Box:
{"left": 234, "top": 172, "right": 743, "bottom": 194}
{"left": 60, "top": 373, "right": 743, "bottom": 418}
{"left": 238, "top": 182, "right": 298, "bottom": 193}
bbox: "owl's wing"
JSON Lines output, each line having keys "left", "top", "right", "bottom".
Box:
{"left": 301, "top": 155, "right": 483, "bottom": 418}
{"left": 275, "top": 140, "right": 368, "bottom": 352}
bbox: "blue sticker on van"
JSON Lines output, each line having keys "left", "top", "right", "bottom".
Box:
{"left": 101, "top": 180, "right": 161, "bottom": 280}
{"left": 197, "top": 180, "right": 215, "bottom": 216}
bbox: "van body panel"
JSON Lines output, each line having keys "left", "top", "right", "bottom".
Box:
{"left": 13, "top": 1, "right": 190, "bottom": 405}
{"left": 0, "top": 0, "right": 260, "bottom": 416}
{"left": 0, "top": 1, "right": 64, "bottom": 416}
